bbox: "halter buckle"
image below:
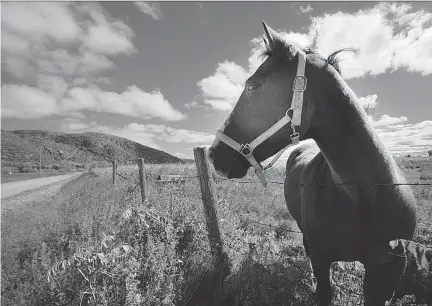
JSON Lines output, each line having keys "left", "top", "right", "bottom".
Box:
{"left": 239, "top": 144, "right": 253, "bottom": 157}
{"left": 290, "top": 132, "right": 300, "bottom": 144}
{"left": 293, "top": 76, "right": 307, "bottom": 92}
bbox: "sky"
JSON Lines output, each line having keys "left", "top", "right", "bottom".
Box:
{"left": 1, "top": 1, "right": 432, "bottom": 161}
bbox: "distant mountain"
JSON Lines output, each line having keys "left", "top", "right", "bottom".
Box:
{"left": 1, "top": 130, "right": 183, "bottom": 173}
{"left": 181, "top": 158, "right": 195, "bottom": 163}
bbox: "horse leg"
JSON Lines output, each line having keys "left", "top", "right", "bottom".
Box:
{"left": 302, "top": 237, "right": 317, "bottom": 292}
{"left": 310, "top": 258, "right": 332, "bottom": 306}
{"left": 363, "top": 256, "right": 406, "bottom": 306}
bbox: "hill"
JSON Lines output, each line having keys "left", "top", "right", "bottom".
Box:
{"left": 1, "top": 129, "right": 183, "bottom": 173}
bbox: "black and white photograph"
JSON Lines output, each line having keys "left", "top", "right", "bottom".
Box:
{"left": 1, "top": 1, "right": 431, "bottom": 305}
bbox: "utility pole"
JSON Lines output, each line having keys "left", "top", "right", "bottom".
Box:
{"left": 39, "top": 146, "right": 42, "bottom": 177}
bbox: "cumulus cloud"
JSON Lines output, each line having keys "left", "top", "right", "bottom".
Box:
{"left": 297, "top": 4, "right": 314, "bottom": 15}
{"left": 36, "top": 74, "right": 69, "bottom": 98}
{"left": 2, "top": 82, "right": 185, "bottom": 121}
{"left": 185, "top": 101, "right": 198, "bottom": 109}
{"left": 1, "top": 3, "right": 81, "bottom": 44}
{"left": 358, "top": 94, "right": 378, "bottom": 115}
{"left": 309, "top": 3, "right": 432, "bottom": 78}
{"left": 376, "top": 120, "right": 432, "bottom": 155}
{"left": 198, "top": 33, "right": 311, "bottom": 111}
{"left": 60, "top": 120, "right": 214, "bottom": 151}
{"left": 80, "top": 3, "right": 136, "bottom": 56}
{"left": 1, "top": 3, "right": 132, "bottom": 80}
{"left": 1, "top": 84, "right": 58, "bottom": 119}
{"left": 134, "top": 2, "right": 163, "bottom": 20}
{"left": 56, "top": 85, "right": 185, "bottom": 121}
{"left": 1, "top": 3, "right": 120, "bottom": 79}
{"left": 197, "top": 61, "right": 248, "bottom": 111}
{"left": 1, "top": 2, "right": 184, "bottom": 122}
{"left": 198, "top": 3, "right": 432, "bottom": 112}
{"left": 373, "top": 114, "right": 408, "bottom": 127}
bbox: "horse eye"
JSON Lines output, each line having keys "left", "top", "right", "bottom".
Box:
{"left": 247, "top": 83, "right": 258, "bottom": 91}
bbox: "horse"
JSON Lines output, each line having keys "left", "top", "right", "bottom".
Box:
{"left": 208, "top": 22, "right": 417, "bottom": 306}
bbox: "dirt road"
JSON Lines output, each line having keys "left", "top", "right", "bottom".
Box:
{"left": 1, "top": 173, "right": 81, "bottom": 199}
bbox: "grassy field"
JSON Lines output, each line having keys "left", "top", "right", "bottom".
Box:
{"left": 1, "top": 156, "right": 431, "bottom": 306}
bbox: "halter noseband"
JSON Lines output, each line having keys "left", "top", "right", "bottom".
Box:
{"left": 214, "top": 48, "right": 307, "bottom": 187}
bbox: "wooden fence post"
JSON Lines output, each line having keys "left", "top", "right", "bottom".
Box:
{"left": 193, "top": 147, "right": 230, "bottom": 277}
{"left": 112, "top": 159, "right": 117, "bottom": 185}
{"left": 138, "top": 158, "right": 147, "bottom": 203}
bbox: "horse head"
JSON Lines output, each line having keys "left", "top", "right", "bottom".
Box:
{"left": 208, "top": 22, "right": 342, "bottom": 182}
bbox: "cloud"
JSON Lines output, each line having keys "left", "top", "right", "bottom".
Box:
{"left": 34, "top": 49, "right": 116, "bottom": 77}
{"left": 120, "top": 123, "right": 214, "bottom": 144}
{"left": 373, "top": 114, "right": 408, "bottom": 127}
{"left": 80, "top": 3, "right": 136, "bottom": 55}
{"left": 1, "top": 2, "right": 184, "bottom": 122}
{"left": 197, "top": 3, "right": 432, "bottom": 111}
{"left": 310, "top": 3, "right": 432, "bottom": 78}
{"left": 60, "top": 120, "right": 214, "bottom": 151}
{"left": 1, "top": 3, "right": 81, "bottom": 44}
{"left": 184, "top": 101, "right": 209, "bottom": 109}
{"left": 59, "top": 85, "right": 186, "bottom": 121}
{"left": 297, "top": 4, "right": 314, "bottom": 15}
{"left": 197, "top": 61, "right": 248, "bottom": 111}
{"left": 2, "top": 57, "right": 36, "bottom": 79}
{"left": 36, "top": 74, "right": 68, "bottom": 98}
{"left": 358, "top": 94, "right": 378, "bottom": 115}
{"left": 185, "top": 101, "right": 198, "bottom": 109}
{"left": 1, "top": 2, "right": 133, "bottom": 81}
{"left": 134, "top": 2, "right": 163, "bottom": 20}
{"left": 198, "top": 34, "right": 311, "bottom": 111}
{"left": 1, "top": 31, "right": 30, "bottom": 55}
{"left": 376, "top": 120, "right": 432, "bottom": 155}
{"left": 1, "top": 84, "right": 58, "bottom": 119}
{"left": 2, "top": 82, "right": 186, "bottom": 121}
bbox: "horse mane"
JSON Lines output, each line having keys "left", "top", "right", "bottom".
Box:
{"left": 260, "top": 36, "right": 357, "bottom": 75}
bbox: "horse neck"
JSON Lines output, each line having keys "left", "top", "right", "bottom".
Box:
{"left": 311, "top": 77, "right": 401, "bottom": 189}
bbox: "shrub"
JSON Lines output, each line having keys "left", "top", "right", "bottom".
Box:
{"left": 1, "top": 167, "right": 19, "bottom": 173}
{"left": 20, "top": 167, "right": 36, "bottom": 173}
{"left": 52, "top": 164, "right": 61, "bottom": 170}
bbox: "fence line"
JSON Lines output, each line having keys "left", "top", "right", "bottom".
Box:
{"left": 215, "top": 177, "right": 432, "bottom": 186}
{"left": 110, "top": 161, "right": 431, "bottom": 187}
{"left": 113, "top": 172, "right": 432, "bottom": 187}
{"left": 105, "top": 154, "right": 430, "bottom": 304}
{"left": 110, "top": 158, "right": 431, "bottom": 236}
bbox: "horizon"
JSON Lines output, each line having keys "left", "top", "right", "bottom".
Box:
{"left": 2, "top": 2, "right": 432, "bottom": 159}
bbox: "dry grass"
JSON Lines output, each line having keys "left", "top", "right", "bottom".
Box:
{"left": 1, "top": 157, "right": 431, "bottom": 306}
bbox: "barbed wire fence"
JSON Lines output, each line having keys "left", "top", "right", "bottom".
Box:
{"left": 107, "top": 148, "right": 431, "bottom": 304}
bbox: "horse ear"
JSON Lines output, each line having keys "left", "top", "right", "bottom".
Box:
{"left": 262, "top": 21, "right": 278, "bottom": 52}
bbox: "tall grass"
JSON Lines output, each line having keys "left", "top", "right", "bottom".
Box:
{"left": 2, "top": 157, "right": 431, "bottom": 305}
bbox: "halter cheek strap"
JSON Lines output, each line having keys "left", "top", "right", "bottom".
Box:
{"left": 214, "top": 48, "right": 307, "bottom": 187}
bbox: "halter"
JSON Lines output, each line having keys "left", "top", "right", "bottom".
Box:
{"left": 214, "top": 48, "right": 307, "bottom": 187}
